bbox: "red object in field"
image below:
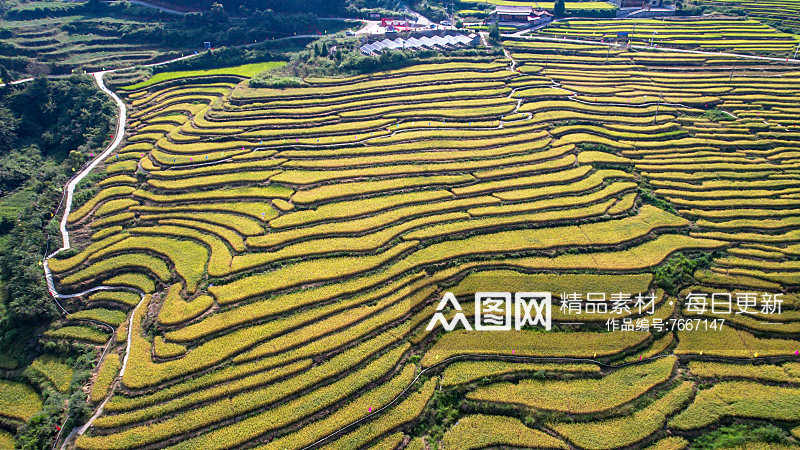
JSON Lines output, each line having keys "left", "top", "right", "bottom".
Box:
{"left": 56, "top": 425, "right": 61, "bottom": 431}
{"left": 381, "top": 18, "right": 409, "bottom": 27}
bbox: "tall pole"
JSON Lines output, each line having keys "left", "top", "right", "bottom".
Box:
{"left": 653, "top": 93, "right": 662, "bottom": 124}
{"left": 794, "top": 42, "right": 800, "bottom": 59}
{"left": 448, "top": 1, "right": 454, "bottom": 25}
{"left": 729, "top": 68, "right": 734, "bottom": 83}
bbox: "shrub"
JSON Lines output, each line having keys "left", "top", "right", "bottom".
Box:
{"left": 249, "top": 73, "right": 306, "bottom": 89}
{"left": 702, "top": 108, "right": 734, "bottom": 122}
{"left": 692, "top": 424, "right": 790, "bottom": 449}
{"left": 653, "top": 252, "right": 715, "bottom": 295}
{"left": 488, "top": 24, "right": 501, "bottom": 40}
{"left": 554, "top": 0, "right": 566, "bottom": 17}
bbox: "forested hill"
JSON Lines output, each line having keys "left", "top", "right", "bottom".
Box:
{"left": 0, "top": 76, "right": 115, "bottom": 347}
{"left": 137, "top": 0, "right": 394, "bottom": 15}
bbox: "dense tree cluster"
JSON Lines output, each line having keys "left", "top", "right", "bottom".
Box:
{"left": 47, "top": 5, "right": 327, "bottom": 49}
{"left": 278, "top": 36, "right": 505, "bottom": 78}
{"left": 152, "top": 45, "right": 288, "bottom": 74}
{"left": 0, "top": 75, "right": 115, "bottom": 349}
{"left": 0, "top": 0, "right": 355, "bottom": 79}
{"left": 2, "top": 77, "right": 116, "bottom": 160}
{"left": 554, "top": 0, "right": 566, "bottom": 18}
{"left": 155, "top": 0, "right": 401, "bottom": 16}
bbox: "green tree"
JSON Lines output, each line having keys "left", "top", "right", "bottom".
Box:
{"left": 86, "top": 0, "right": 103, "bottom": 12}
{"left": 0, "top": 107, "right": 18, "bottom": 152}
{"left": 554, "top": 0, "right": 566, "bottom": 17}
{"left": 653, "top": 252, "right": 715, "bottom": 294}
{"left": 209, "top": 2, "right": 227, "bottom": 22}
{"left": 67, "top": 149, "right": 87, "bottom": 171}
{"left": 488, "top": 23, "right": 500, "bottom": 41}
{"left": 16, "top": 408, "right": 60, "bottom": 450}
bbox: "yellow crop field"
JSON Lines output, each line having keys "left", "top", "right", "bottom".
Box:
{"left": 550, "top": 382, "right": 695, "bottom": 449}
{"left": 442, "top": 414, "right": 568, "bottom": 449}
{"left": 441, "top": 361, "right": 601, "bottom": 386}
{"left": 0, "top": 380, "right": 43, "bottom": 422}
{"left": 467, "top": 357, "right": 675, "bottom": 413}
{"left": 28, "top": 355, "right": 74, "bottom": 392}
{"left": 669, "top": 382, "right": 800, "bottom": 429}
{"left": 34, "top": 32, "right": 800, "bottom": 450}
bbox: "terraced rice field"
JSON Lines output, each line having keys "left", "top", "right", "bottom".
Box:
{"left": 0, "top": 16, "right": 182, "bottom": 74}
{"left": 458, "top": 0, "right": 616, "bottom": 10}
{"left": 41, "top": 33, "right": 800, "bottom": 448}
{"left": 539, "top": 17, "right": 800, "bottom": 56}
{"left": 700, "top": 0, "right": 800, "bottom": 31}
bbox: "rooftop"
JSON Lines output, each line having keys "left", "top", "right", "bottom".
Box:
{"left": 360, "top": 33, "right": 478, "bottom": 55}
{"left": 493, "top": 5, "right": 534, "bottom": 14}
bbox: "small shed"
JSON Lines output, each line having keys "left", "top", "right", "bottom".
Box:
{"left": 485, "top": 5, "right": 553, "bottom": 25}
{"left": 487, "top": 5, "right": 533, "bottom": 22}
